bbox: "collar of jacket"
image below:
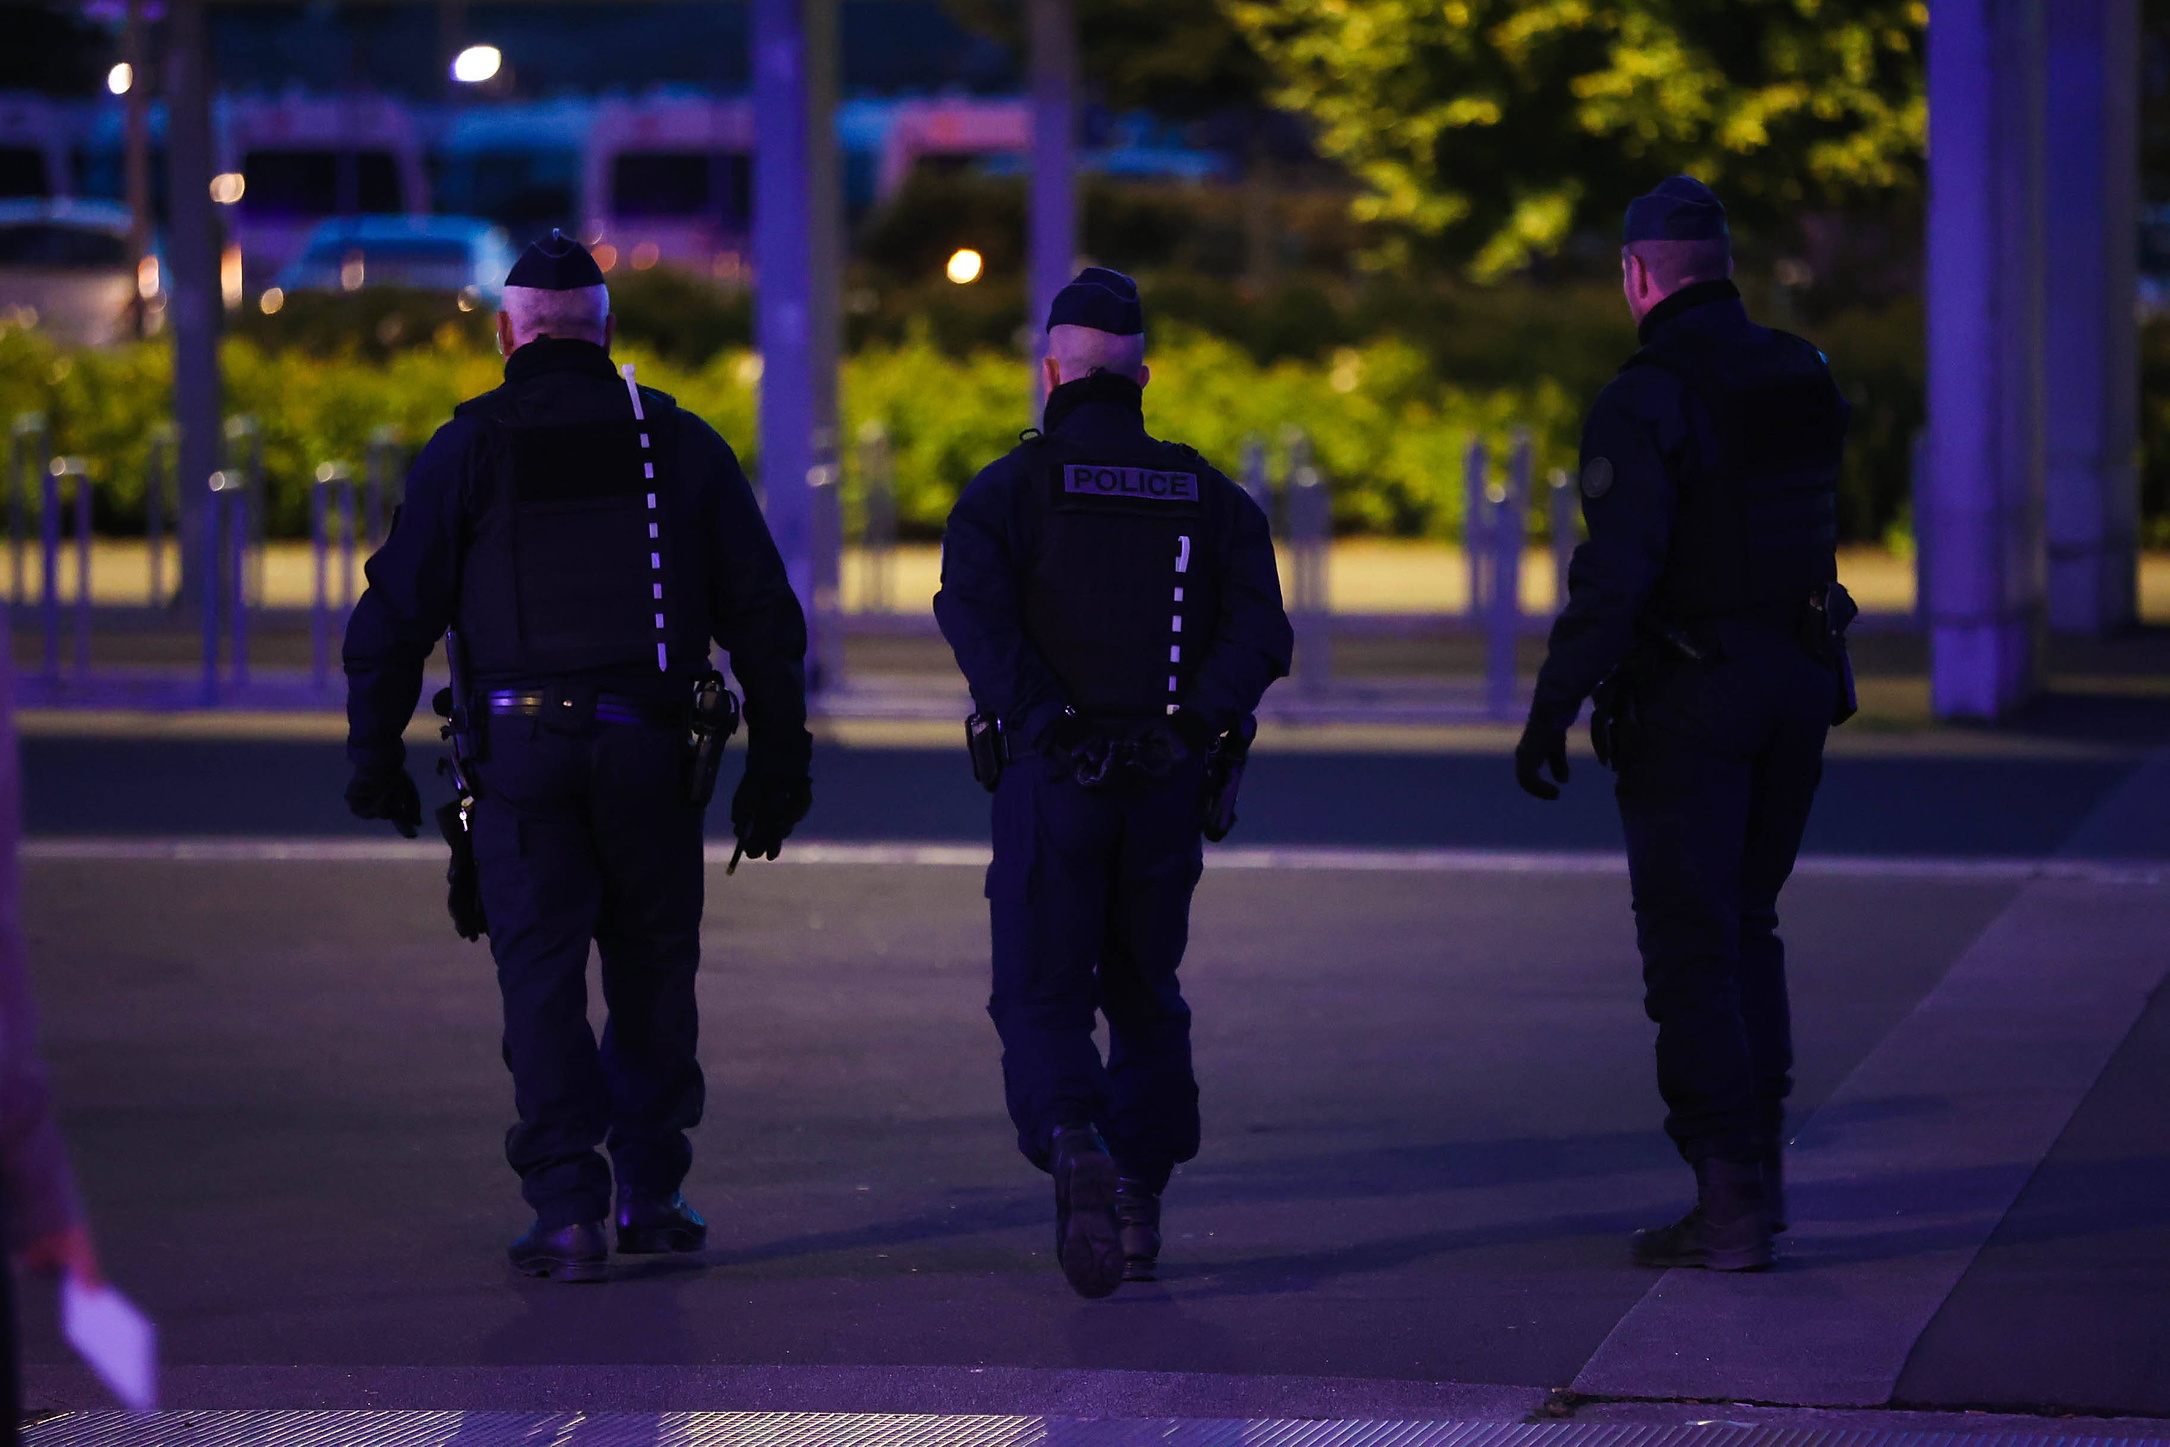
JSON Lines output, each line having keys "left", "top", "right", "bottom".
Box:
{"left": 503, "top": 337, "right": 619, "bottom": 386}
{"left": 1636, "top": 277, "right": 1742, "bottom": 347}
{"left": 1042, "top": 370, "right": 1145, "bottom": 436}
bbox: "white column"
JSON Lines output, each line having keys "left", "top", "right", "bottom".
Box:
{"left": 752, "top": 0, "right": 841, "bottom": 689}
{"left": 1924, "top": 0, "right": 2046, "bottom": 719}
{"left": 2043, "top": 0, "right": 2139, "bottom": 635}
{"left": 1027, "top": 0, "right": 1077, "bottom": 410}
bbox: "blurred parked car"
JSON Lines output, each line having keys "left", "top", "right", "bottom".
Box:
{"left": 0, "top": 199, "right": 148, "bottom": 348}
{"left": 268, "top": 216, "right": 515, "bottom": 308}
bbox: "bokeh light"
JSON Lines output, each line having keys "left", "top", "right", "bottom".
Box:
{"left": 209, "top": 173, "right": 244, "bottom": 205}
{"left": 945, "top": 248, "right": 984, "bottom": 285}
{"left": 258, "top": 288, "right": 284, "bottom": 315}
{"left": 105, "top": 63, "right": 132, "bottom": 96}
{"left": 451, "top": 45, "right": 502, "bottom": 84}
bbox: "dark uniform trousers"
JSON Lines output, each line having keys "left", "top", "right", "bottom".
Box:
{"left": 1614, "top": 618, "right": 1833, "bottom": 1164}
{"left": 471, "top": 704, "right": 705, "bottom": 1227}
{"left": 987, "top": 748, "right": 1206, "bottom": 1193}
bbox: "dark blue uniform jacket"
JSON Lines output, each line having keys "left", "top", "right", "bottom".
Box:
{"left": 343, "top": 338, "right": 812, "bottom": 781}
{"left": 934, "top": 373, "right": 1292, "bottom": 745}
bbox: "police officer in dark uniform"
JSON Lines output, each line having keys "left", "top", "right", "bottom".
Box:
{"left": 342, "top": 232, "right": 814, "bottom": 1281}
{"left": 935, "top": 269, "right": 1293, "bottom": 1298}
{"left": 1514, "top": 178, "right": 1853, "bottom": 1272}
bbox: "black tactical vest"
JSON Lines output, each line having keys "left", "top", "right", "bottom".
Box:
{"left": 1627, "top": 325, "right": 1848, "bottom": 620}
{"left": 454, "top": 387, "right": 705, "bottom": 680}
{"left": 1019, "top": 434, "right": 1228, "bottom": 720}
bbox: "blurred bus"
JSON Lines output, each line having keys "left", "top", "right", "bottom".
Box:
{"left": 219, "top": 94, "right": 429, "bottom": 288}
{"left": 430, "top": 99, "right": 590, "bottom": 247}
{"left": 0, "top": 94, "right": 72, "bottom": 200}
{"left": 582, "top": 94, "right": 753, "bottom": 280}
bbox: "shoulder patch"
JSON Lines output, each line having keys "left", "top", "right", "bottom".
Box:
{"left": 1581, "top": 456, "right": 1615, "bottom": 499}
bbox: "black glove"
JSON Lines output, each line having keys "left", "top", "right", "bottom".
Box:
{"left": 1131, "top": 708, "right": 1214, "bottom": 784}
{"left": 731, "top": 770, "right": 812, "bottom": 862}
{"left": 346, "top": 765, "right": 422, "bottom": 838}
{"left": 1513, "top": 721, "right": 1570, "bottom": 802}
{"left": 1040, "top": 710, "right": 1119, "bottom": 789}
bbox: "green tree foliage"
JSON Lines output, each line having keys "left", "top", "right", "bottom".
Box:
{"left": 1221, "top": 0, "right": 1927, "bottom": 276}
{"left": 940, "top": 0, "right": 1276, "bottom": 118}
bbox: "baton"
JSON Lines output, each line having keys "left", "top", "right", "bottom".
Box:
{"left": 727, "top": 840, "right": 744, "bottom": 875}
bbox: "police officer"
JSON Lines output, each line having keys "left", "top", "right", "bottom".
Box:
{"left": 935, "top": 269, "right": 1293, "bottom": 1298}
{"left": 1515, "top": 178, "right": 1852, "bottom": 1272}
{"left": 342, "top": 232, "right": 813, "bottom": 1282}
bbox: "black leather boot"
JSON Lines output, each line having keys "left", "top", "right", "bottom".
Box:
{"left": 1764, "top": 1147, "right": 1788, "bottom": 1235}
{"left": 508, "top": 1219, "right": 608, "bottom": 1282}
{"left": 1631, "top": 1156, "right": 1774, "bottom": 1271}
{"left": 1050, "top": 1124, "right": 1124, "bottom": 1299}
{"left": 616, "top": 1191, "right": 707, "bottom": 1255}
{"left": 1114, "top": 1177, "right": 1162, "bottom": 1282}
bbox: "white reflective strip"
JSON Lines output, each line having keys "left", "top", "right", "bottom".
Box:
{"left": 655, "top": 613, "right": 665, "bottom": 628}
{"left": 653, "top": 583, "right": 663, "bottom": 599}
{"left": 649, "top": 523, "right": 659, "bottom": 539}
{"left": 1168, "top": 675, "right": 1178, "bottom": 691}
{"left": 644, "top": 462, "right": 655, "bottom": 479}
{"left": 639, "top": 433, "right": 650, "bottom": 448}
{"left": 656, "top": 643, "right": 668, "bottom": 670}
{"left": 1170, "top": 645, "right": 1181, "bottom": 662}
{"left": 619, "top": 363, "right": 646, "bottom": 421}
{"left": 1174, "top": 586, "right": 1184, "bottom": 602}
{"left": 650, "top": 553, "right": 661, "bottom": 568}
{"left": 646, "top": 492, "right": 656, "bottom": 508}
{"left": 1172, "top": 616, "right": 1183, "bottom": 632}
{"left": 1176, "top": 535, "right": 1191, "bottom": 574}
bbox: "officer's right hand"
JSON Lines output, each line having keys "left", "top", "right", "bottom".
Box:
{"left": 346, "top": 766, "right": 423, "bottom": 838}
{"left": 732, "top": 771, "right": 813, "bottom": 862}
{"left": 1513, "top": 723, "right": 1570, "bottom": 802}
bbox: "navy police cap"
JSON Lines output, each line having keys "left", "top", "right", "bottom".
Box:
{"left": 505, "top": 229, "right": 608, "bottom": 290}
{"left": 1046, "top": 266, "right": 1143, "bottom": 335}
{"left": 1623, "top": 175, "right": 1729, "bottom": 244}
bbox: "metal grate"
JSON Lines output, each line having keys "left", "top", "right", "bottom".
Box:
{"left": 24, "top": 1414, "right": 2170, "bottom": 1447}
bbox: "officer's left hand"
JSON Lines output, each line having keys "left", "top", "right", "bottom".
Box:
{"left": 346, "top": 765, "right": 423, "bottom": 838}
{"left": 1513, "top": 722, "right": 1571, "bottom": 801}
{"left": 732, "top": 771, "right": 813, "bottom": 862}
{"left": 1131, "top": 709, "right": 1215, "bottom": 783}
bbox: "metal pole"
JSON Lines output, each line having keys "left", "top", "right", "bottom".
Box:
{"left": 146, "top": 427, "right": 168, "bottom": 609}
{"left": 855, "top": 421, "right": 896, "bottom": 613}
{"left": 1286, "top": 427, "right": 1330, "bottom": 695}
{"left": 202, "top": 472, "right": 225, "bottom": 705}
{"left": 9, "top": 414, "right": 47, "bottom": 610}
{"left": 1239, "top": 434, "right": 1272, "bottom": 524}
{"left": 1548, "top": 466, "right": 1576, "bottom": 613}
{"left": 338, "top": 471, "right": 356, "bottom": 608}
{"left": 122, "top": 0, "right": 153, "bottom": 339}
{"left": 311, "top": 468, "right": 330, "bottom": 691}
{"left": 753, "top": 0, "right": 840, "bottom": 694}
{"left": 38, "top": 465, "right": 59, "bottom": 684}
{"left": 228, "top": 475, "right": 248, "bottom": 691}
{"left": 69, "top": 462, "right": 91, "bottom": 679}
{"left": 1462, "top": 438, "right": 1489, "bottom": 622}
{"left": 1027, "top": 0, "right": 1079, "bottom": 410}
{"left": 365, "top": 428, "right": 401, "bottom": 548}
{"left": 810, "top": 445, "right": 845, "bottom": 687}
{"left": 1924, "top": 0, "right": 2046, "bottom": 718}
{"left": 167, "top": 0, "right": 223, "bottom": 626}
{"left": 1488, "top": 432, "right": 1531, "bottom": 720}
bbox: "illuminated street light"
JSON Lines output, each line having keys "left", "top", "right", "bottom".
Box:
{"left": 946, "top": 248, "right": 984, "bottom": 285}
{"left": 106, "top": 63, "right": 132, "bottom": 96}
{"left": 209, "top": 172, "right": 245, "bottom": 205}
{"left": 259, "top": 287, "right": 284, "bottom": 315}
{"left": 452, "top": 45, "right": 502, "bottom": 84}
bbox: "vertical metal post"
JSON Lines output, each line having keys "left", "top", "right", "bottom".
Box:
{"left": 1239, "top": 434, "right": 1272, "bottom": 524}
{"left": 1548, "top": 466, "right": 1576, "bottom": 613}
{"left": 68, "top": 461, "right": 91, "bottom": 679}
{"left": 2043, "top": 0, "right": 2139, "bottom": 633}
{"left": 1027, "top": 0, "right": 1079, "bottom": 408}
{"left": 167, "top": 0, "right": 222, "bottom": 624}
{"left": 365, "top": 428, "right": 403, "bottom": 549}
{"left": 146, "top": 425, "right": 173, "bottom": 610}
{"left": 809, "top": 443, "right": 845, "bottom": 689}
{"left": 338, "top": 473, "right": 356, "bottom": 608}
{"left": 9, "top": 414, "right": 48, "bottom": 609}
{"left": 1488, "top": 432, "right": 1531, "bottom": 720}
{"left": 1462, "top": 438, "right": 1490, "bottom": 622}
{"left": 226, "top": 416, "right": 265, "bottom": 607}
{"left": 202, "top": 472, "right": 226, "bottom": 705}
{"left": 122, "top": 0, "right": 153, "bottom": 338}
{"left": 1924, "top": 0, "right": 2047, "bottom": 718}
{"left": 311, "top": 466, "right": 331, "bottom": 690}
{"left": 855, "top": 420, "right": 896, "bottom": 613}
{"left": 753, "top": 0, "right": 841, "bottom": 693}
{"left": 38, "top": 465, "right": 59, "bottom": 684}
{"left": 1286, "top": 428, "right": 1330, "bottom": 695}
{"left": 227, "top": 475, "right": 248, "bottom": 691}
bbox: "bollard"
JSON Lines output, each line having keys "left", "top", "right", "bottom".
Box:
{"left": 202, "top": 468, "right": 248, "bottom": 699}
{"left": 1486, "top": 431, "right": 1531, "bottom": 720}
{"left": 1548, "top": 465, "right": 1576, "bottom": 613}
{"left": 1284, "top": 427, "right": 1331, "bottom": 694}
{"left": 311, "top": 462, "right": 356, "bottom": 691}
{"left": 855, "top": 420, "right": 896, "bottom": 614}
{"left": 1239, "top": 434, "right": 1273, "bottom": 529}
{"left": 1462, "top": 437, "right": 1490, "bottom": 624}
{"left": 224, "top": 415, "right": 265, "bottom": 608}
{"left": 49, "top": 458, "right": 95, "bottom": 681}
{"left": 145, "top": 424, "right": 176, "bottom": 610}
{"left": 9, "top": 413, "right": 48, "bottom": 609}
{"left": 365, "top": 427, "right": 402, "bottom": 550}
{"left": 808, "top": 441, "right": 846, "bottom": 694}
{"left": 201, "top": 470, "right": 230, "bottom": 704}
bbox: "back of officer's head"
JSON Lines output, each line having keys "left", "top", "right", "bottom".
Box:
{"left": 1044, "top": 267, "right": 1147, "bottom": 387}
{"left": 499, "top": 231, "right": 612, "bottom": 351}
{"left": 1621, "top": 176, "right": 1733, "bottom": 296}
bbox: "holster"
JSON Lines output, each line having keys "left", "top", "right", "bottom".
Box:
{"left": 686, "top": 669, "right": 743, "bottom": 807}
{"left": 433, "top": 793, "right": 488, "bottom": 942}
{"left": 1799, "top": 582, "right": 1860, "bottom": 726}
{"left": 966, "top": 711, "right": 1010, "bottom": 793}
{"left": 1201, "top": 716, "right": 1257, "bottom": 843}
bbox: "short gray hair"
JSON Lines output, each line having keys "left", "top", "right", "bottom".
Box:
{"left": 500, "top": 283, "right": 610, "bottom": 346}
{"left": 1047, "top": 323, "right": 1146, "bottom": 382}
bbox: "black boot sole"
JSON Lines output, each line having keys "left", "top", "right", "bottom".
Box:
{"left": 1121, "top": 1256, "right": 1159, "bottom": 1283}
{"left": 1631, "top": 1231, "right": 1774, "bottom": 1272}
{"left": 510, "top": 1254, "right": 609, "bottom": 1283}
{"left": 1055, "top": 1149, "right": 1125, "bottom": 1299}
{"left": 616, "top": 1225, "right": 706, "bottom": 1255}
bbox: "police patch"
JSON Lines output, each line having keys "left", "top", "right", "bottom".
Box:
{"left": 1062, "top": 463, "right": 1199, "bottom": 503}
{"left": 1580, "top": 457, "right": 1615, "bottom": 499}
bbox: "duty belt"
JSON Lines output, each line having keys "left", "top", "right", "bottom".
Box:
{"left": 483, "top": 689, "right": 686, "bottom": 729}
